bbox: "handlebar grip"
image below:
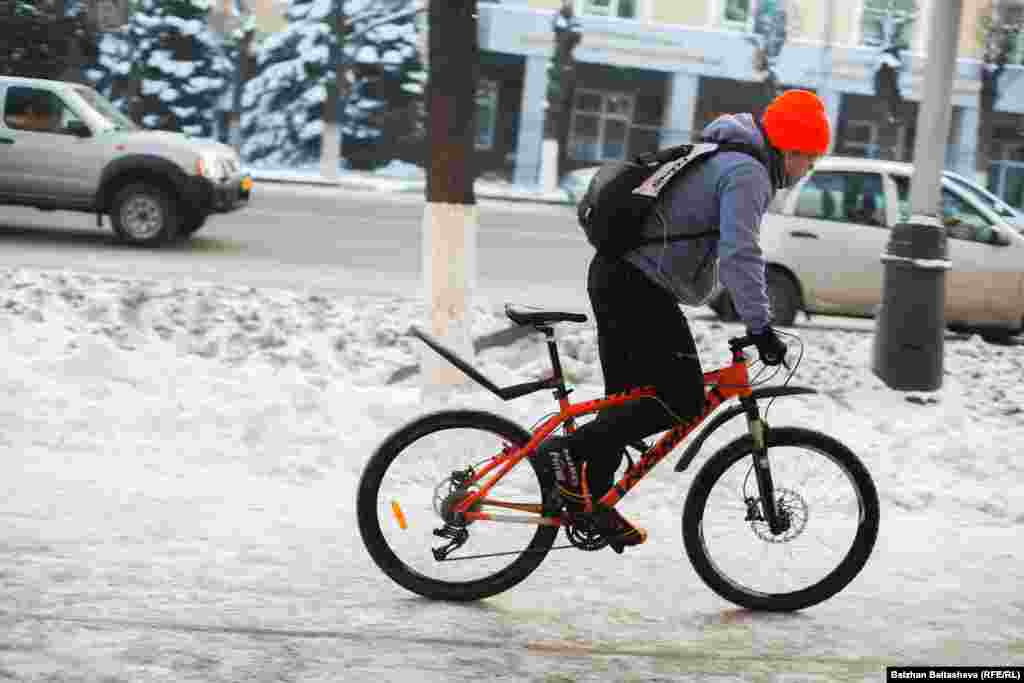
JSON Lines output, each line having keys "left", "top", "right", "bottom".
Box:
{"left": 728, "top": 335, "right": 756, "bottom": 350}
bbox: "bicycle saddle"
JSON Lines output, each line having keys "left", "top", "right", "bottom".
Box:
{"left": 505, "top": 304, "right": 588, "bottom": 327}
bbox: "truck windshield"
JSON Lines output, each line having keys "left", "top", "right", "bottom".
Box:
{"left": 73, "top": 86, "right": 139, "bottom": 132}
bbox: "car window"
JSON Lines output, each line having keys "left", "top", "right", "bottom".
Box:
{"left": 944, "top": 173, "right": 1018, "bottom": 219}
{"left": 2, "top": 86, "right": 82, "bottom": 135}
{"left": 941, "top": 189, "right": 996, "bottom": 243}
{"left": 892, "top": 175, "right": 996, "bottom": 244}
{"left": 793, "top": 171, "right": 887, "bottom": 227}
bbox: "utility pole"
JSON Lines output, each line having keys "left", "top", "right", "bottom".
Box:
{"left": 421, "top": 0, "right": 479, "bottom": 389}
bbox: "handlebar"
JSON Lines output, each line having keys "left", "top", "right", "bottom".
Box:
{"left": 728, "top": 335, "right": 756, "bottom": 352}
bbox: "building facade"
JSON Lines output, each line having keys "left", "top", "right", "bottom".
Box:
{"left": 470, "top": 0, "right": 1024, "bottom": 195}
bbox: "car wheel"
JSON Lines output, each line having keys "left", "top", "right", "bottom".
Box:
{"left": 111, "top": 183, "right": 179, "bottom": 246}
{"left": 708, "top": 290, "right": 740, "bottom": 322}
{"left": 181, "top": 212, "right": 207, "bottom": 236}
{"left": 767, "top": 269, "right": 800, "bottom": 327}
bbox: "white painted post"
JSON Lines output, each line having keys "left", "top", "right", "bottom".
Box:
{"left": 420, "top": 203, "right": 477, "bottom": 388}
{"left": 540, "top": 138, "right": 559, "bottom": 191}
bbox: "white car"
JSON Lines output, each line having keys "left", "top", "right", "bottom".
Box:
{"left": 707, "top": 156, "right": 1024, "bottom": 342}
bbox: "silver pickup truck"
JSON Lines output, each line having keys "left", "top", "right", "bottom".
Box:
{"left": 0, "top": 76, "right": 251, "bottom": 246}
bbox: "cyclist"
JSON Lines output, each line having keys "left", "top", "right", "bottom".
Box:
{"left": 540, "top": 89, "right": 831, "bottom": 552}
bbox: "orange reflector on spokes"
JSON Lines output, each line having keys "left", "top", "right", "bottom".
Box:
{"left": 391, "top": 500, "right": 408, "bottom": 530}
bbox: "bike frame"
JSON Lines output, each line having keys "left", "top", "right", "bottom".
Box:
{"left": 448, "top": 336, "right": 793, "bottom": 532}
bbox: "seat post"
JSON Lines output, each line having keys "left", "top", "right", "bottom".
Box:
{"left": 539, "top": 325, "right": 569, "bottom": 398}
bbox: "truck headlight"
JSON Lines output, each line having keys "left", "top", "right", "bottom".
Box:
{"left": 196, "top": 153, "right": 221, "bottom": 179}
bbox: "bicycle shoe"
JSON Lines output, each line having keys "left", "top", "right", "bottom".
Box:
{"left": 593, "top": 507, "right": 647, "bottom": 554}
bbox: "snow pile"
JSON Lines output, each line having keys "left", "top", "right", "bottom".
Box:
{"left": 0, "top": 266, "right": 1021, "bottom": 528}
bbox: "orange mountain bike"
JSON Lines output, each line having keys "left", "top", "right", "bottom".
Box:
{"left": 357, "top": 305, "right": 879, "bottom": 611}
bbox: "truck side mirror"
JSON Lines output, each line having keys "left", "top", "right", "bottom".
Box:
{"left": 66, "top": 120, "right": 91, "bottom": 138}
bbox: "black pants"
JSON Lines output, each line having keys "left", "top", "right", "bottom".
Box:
{"left": 568, "top": 253, "right": 705, "bottom": 496}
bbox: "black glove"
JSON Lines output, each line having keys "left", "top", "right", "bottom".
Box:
{"left": 750, "top": 326, "right": 787, "bottom": 366}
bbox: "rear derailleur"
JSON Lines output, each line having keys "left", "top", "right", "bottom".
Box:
{"left": 431, "top": 467, "right": 477, "bottom": 561}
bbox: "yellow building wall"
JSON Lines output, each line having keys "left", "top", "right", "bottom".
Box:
{"left": 958, "top": 0, "right": 987, "bottom": 60}
{"left": 462, "top": 0, "right": 988, "bottom": 62}
{"left": 786, "top": 0, "right": 986, "bottom": 58}
{"left": 651, "top": 1, "right": 708, "bottom": 27}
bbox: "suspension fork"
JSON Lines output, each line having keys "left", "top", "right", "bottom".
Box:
{"left": 741, "top": 397, "right": 788, "bottom": 535}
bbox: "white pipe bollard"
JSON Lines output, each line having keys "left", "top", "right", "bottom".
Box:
{"left": 421, "top": 201, "right": 478, "bottom": 389}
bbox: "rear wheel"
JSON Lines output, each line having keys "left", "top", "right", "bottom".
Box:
{"left": 357, "top": 410, "right": 558, "bottom": 601}
{"left": 682, "top": 427, "right": 879, "bottom": 611}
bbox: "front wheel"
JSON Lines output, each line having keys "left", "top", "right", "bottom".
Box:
{"left": 110, "top": 183, "right": 180, "bottom": 246}
{"left": 682, "top": 427, "right": 879, "bottom": 611}
{"left": 357, "top": 410, "right": 558, "bottom": 601}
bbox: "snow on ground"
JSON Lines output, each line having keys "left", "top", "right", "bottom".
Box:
{"left": 1, "top": 265, "right": 1023, "bottom": 679}
{"left": 1, "top": 263, "right": 1022, "bottom": 528}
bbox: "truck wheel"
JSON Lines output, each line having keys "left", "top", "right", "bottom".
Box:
{"left": 111, "top": 183, "right": 179, "bottom": 246}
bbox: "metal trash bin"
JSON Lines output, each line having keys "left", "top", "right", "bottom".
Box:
{"left": 871, "top": 220, "right": 952, "bottom": 391}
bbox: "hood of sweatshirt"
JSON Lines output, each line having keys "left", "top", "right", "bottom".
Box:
{"left": 700, "top": 113, "right": 790, "bottom": 189}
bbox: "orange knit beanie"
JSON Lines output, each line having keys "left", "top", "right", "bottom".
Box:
{"left": 761, "top": 90, "right": 831, "bottom": 155}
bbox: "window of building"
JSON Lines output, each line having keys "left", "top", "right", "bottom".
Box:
{"left": 579, "top": 0, "right": 637, "bottom": 19}
{"left": 843, "top": 120, "right": 878, "bottom": 157}
{"left": 842, "top": 119, "right": 908, "bottom": 161}
{"left": 860, "top": 0, "right": 917, "bottom": 48}
{"left": 569, "top": 89, "right": 634, "bottom": 162}
{"left": 721, "top": 0, "right": 757, "bottom": 31}
{"left": 475, "top": 79, "right": 499, "bottom": 150}
{"left": 995, "top": 1, "right": 1024, "bottom": 66}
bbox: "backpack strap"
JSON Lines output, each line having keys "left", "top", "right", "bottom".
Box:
{"left": 629, "top": 141, "right": 770, "bottom": 249}
{"left": 631, "top": 143, "right": 719, "bottom": 198}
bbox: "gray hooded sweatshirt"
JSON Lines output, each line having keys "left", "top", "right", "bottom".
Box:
{"left": 624, "top": 113, "right": 775, "bottom": 334}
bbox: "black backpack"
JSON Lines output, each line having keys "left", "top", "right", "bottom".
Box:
{"left": 576, "top": 141, "right": 768, "bottom": 256}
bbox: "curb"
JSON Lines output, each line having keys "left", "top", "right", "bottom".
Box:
{"left": 249, "top": 173, "right": 573, "bottom": 207}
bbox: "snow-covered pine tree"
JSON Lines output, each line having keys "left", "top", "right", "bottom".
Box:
{"left": 84, "top": 0, "right": 232, "bottom": 138}
{"left": 238, "top": 0, "right": 329, "bottom": 166}
{"left": 342, "top": 4, "right": 425, "bottom": 169}
{"left": 240, "top": 0, "right": 424, "bottom": 168}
